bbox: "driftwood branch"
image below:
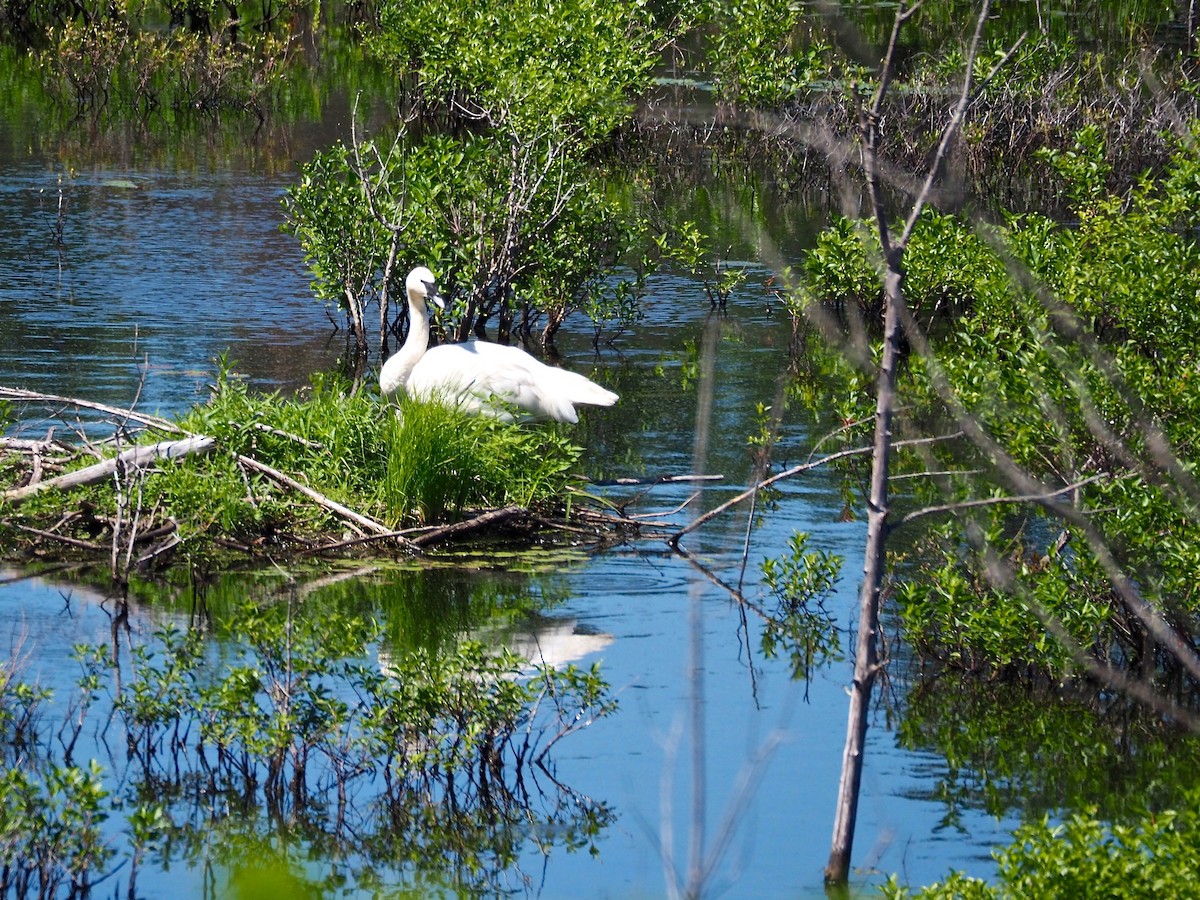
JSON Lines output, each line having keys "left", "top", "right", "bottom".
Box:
{"left": 0, "top": 437, "right": 77, "bottom": 455}
{"left": 0, "top": 387, "right": 183, "bottom": 435}
{"left": 2, "top": 437, "right": 216, "bottom": 504}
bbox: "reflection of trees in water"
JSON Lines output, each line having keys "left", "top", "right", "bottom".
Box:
{"left": 141, "top": 741, "right": 614, "bottom": 896}
{"left": 896, "top": 673, "right": 1200, "bottom": 827}
{"left": 0, "top": 582, "right": 614, "bottom": 897}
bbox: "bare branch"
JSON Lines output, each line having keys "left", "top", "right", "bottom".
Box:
{"left": 235, "top": 454, "right": 413, "bottom": 548}
{"left": 3, "top": 437, "right": 216, "bottom": 504}
{"left": 900, "top": 3, "right": 1027, "bottom": 245}
{"left": 893, "top": 472, "right": 1112, "bottom": 531}
{"left": 671, "top": 432, "right": 962, "bottom": 544}
{"left": 0, "top": 387, "right": 183, "bottom": 436}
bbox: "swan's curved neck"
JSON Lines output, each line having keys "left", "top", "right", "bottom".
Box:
{"left": 380, "top": 291, "right": 430, "bottom": 396}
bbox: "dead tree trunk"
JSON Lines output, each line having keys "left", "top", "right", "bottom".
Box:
{"left": 823, "top": 0, "right": 1014, "bottom": 885}
{"left": 824, "top": 256, "right": 903, "bottom": 885}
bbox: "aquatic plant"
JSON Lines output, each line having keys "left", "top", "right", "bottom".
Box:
{"left": 881, "top": 786, "right": 1200, "bottom": 898}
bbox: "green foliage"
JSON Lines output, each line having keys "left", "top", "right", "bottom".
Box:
{"left": 792, "top": 128, "right": 1200, "bottom": 680}
{"left": 882, "top": 787, "right": 1200, "bottom": 899}
{"left": 8, "top": 0, "right": 327, "bottom": 121}
{"left": 286, "top": 0, "right": 680, "bottom": 346}
{"left": 1, "top": 362, "right": 589, "bottom": 564}
{"left": 793, "top": 212, "right": 1013, "bottom": 324}
{"left": 381, "top": 395, "right": 580, "bottom": 524}
{"left": 1037, "top": 124, "right": 1114, "bottom": 211}
{"left": 0, "top": 762, "right": 112, "bottom": 895}
{"left": 759, "top": 531, "right": 844, "bottom": 680}
{"left": 369, "top": 0, "right": 666, "bottom": 140}
{"left": 702, "top": 0, "right": 830, "bottom": 106}
{"left": 657, "top": 219, "right": 748, "bottom": 309}
{"left": 0, "top": 583, "right": 615, "bottom": 894}
{"left": 285, "top": 128, "right": 651, "bottom": 345}
{"left": 896, "top": 675, "right": 1200, "bottom": 829}
{"left": 283, "top": 140, "right": 393, "bottom": 319}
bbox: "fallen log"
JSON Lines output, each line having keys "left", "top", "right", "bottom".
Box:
{"left": 2, "top": 436, "right": 217, "bottom": 504}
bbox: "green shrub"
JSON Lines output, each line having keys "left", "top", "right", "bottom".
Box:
{"left": 792, "top": 127, "right": 1200, "bottom": 678}
{"left": 882, "top": 788, "right": 1200, "bottom": 899}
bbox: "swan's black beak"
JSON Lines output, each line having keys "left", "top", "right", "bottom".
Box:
{"left": 425, "top": 280, "right": 445, "bottom": 310}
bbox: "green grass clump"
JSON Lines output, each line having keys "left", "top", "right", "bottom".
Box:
{"left": 160, "top": 368, "right": 582, "bottom": 537}
{"left": 2, "top": 368, "right": 586, "bottom": 563}
{"left": 379, "top": 396, "right": 581, "bottom": 524}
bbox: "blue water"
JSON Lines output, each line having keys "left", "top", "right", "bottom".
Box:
{"left": 0, "top": 144, "right": 1019, "bottom": 896}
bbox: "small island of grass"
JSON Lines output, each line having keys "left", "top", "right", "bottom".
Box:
{"left": 0, "top": 367, "right": 635, "bottom": 575}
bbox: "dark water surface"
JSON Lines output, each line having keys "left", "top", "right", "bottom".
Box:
{"left": 0, "top": 126, "right": 1020, "bottom": 896}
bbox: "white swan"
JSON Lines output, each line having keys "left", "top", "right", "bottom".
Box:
{"left": 379, "top": 267, "right": 619, "bottom": 424}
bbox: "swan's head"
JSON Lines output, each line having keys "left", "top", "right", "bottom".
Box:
{"left": 407, "top": 266, "right": 445, "bottom": 310}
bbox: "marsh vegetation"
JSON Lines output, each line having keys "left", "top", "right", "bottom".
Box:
{"left": 3, "top": 0, "right": 1200, "bottom": 896}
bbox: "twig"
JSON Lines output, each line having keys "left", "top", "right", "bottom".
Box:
{"left": 250, "top": 423, "right": 324, "bottom": 449}
{"left": 0, "top": 387, "right": 183, "bottom": 435}
{"left": 671, "top": 432, "right": 963, "bottom": 544}
{"left": 11, "top": 523, "right": 104, "bottom": 552}
{"left": 235, "top": 454, "right": 413, "bottom": 548}
{"left": 625, "top": 493, "right": 699, "bottom": 520}
{"left": 893, "top": 472, "right": 1112, "bottom": 531}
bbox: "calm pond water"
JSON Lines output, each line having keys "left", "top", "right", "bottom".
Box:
{"left": 0, "top": 124, "right": 1023, "bottom": 896}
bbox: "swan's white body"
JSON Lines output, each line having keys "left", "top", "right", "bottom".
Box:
{"left": 379, "top": 267, "right": 618, "bottom": 424}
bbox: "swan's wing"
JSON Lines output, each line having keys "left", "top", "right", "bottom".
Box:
{"left": 409, "top": 345, "right": 573, "bottom": 422}
{"left": 410, "top": 342, "right": 614, "bottom": 423}
{"left": 462, "top": 342, "right": 618, "bottom": 408}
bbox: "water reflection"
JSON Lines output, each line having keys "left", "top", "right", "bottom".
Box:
{"left": 0, "top": 164, "right": 339, "bottom": 427}
{"left": 475, "top": 614, "right": 616, "bottom": 672}
{"left": 0, "top": 564, "right": 616, "bottom": 898}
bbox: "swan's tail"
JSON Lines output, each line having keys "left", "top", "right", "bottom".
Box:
{"left": 559, "top": 370, "right": 619, "bottom": 407}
